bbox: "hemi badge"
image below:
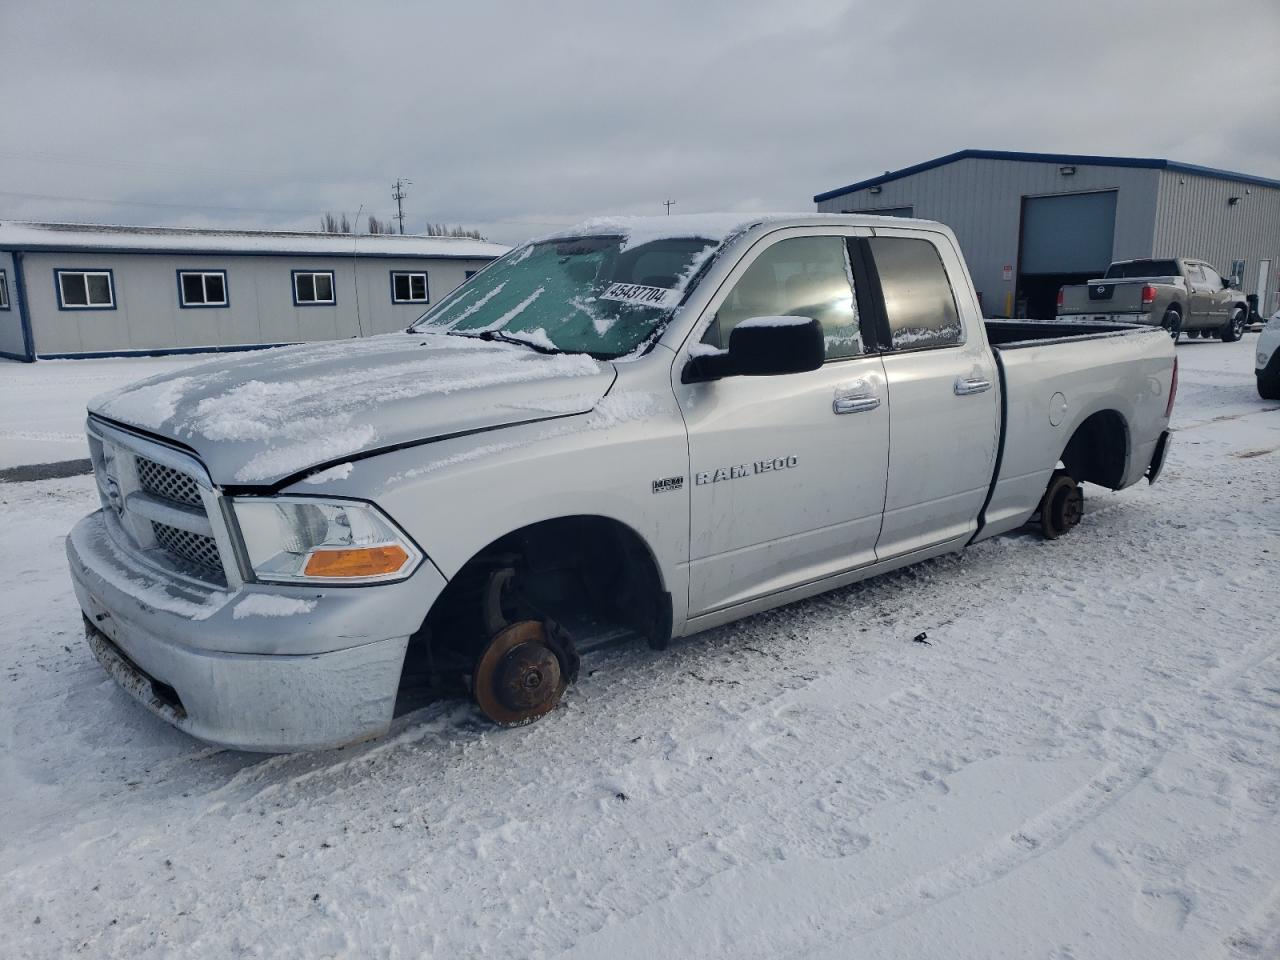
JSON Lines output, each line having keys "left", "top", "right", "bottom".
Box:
{"left": 652, "top": 476, "right": 684, "bottom": 494}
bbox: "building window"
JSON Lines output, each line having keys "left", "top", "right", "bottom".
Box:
{"left": 0, "top": 270, "right": 9, "bottom": 310}
{"left": 178, "top": 270, "right": 228, "bottom": 308}
{"left": 56, "top": 269, "right": 116, "bottom": 309}
{"left": 292, "top": 270, "right": 335, "bottom": 306}
{"left": 390, "top": 271, "right": 429, "bottom": 303}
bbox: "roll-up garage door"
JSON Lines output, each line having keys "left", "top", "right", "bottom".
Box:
{"left": 1019, "top": 191, "right": 1117, "bottom": 274}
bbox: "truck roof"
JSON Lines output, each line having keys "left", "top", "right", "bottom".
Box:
{"left": 534, "top": 212, "right": 946, "bottom": 248}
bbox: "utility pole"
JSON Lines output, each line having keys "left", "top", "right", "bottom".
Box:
{"left": 392, "top": 178, "right": 412, "bottom": 234}
{"left": 663, "top": 199, "right": 676, "bottom": 215}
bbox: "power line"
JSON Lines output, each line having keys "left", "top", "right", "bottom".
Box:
{"left": 0, "top": 187, "right": 584, "bottom": 231}
{"left": 0, "top": 188, "right": 335, "bottom": 218}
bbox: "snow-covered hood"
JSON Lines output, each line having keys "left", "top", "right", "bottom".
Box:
{"left": 89, "top": 333, "right": 615, "bottom": 487}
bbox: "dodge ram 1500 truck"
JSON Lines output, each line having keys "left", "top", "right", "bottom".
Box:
{"left": 67, "top": 214, "right": 1177, "bottom": 751}
{"left": 1058, "top": 257, "right": 1249, "bottom": 341}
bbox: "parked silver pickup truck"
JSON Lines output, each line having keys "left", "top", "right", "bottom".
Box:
{"left": 1058, "top": 258, "right": 1249, "bottom": 341}
{"left": 67, "top": 214, "right": 1177, "bottom": 751}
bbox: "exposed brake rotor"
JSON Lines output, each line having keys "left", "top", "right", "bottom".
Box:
{"left": 472, "top": 620, "right": 574, "bottom": 727}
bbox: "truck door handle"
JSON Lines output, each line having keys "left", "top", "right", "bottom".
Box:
{"left": 833, "top": 395, "right": 881, "bottom": 414}
{"left": 954, "top": 377, "right": 992, "bottom": 396}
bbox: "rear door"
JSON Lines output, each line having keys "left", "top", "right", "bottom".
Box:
{"left": 677, "top": 227, "right": 890, "bottom": 616}
{"left": 861, "top": 228, "right": 1001, "bottom": 558}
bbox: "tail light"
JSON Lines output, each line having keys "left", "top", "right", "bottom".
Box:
{"left": 1165, "top": 356, "right": 1178, "bottom": 418}
{"left": 1056, "top": 288, "right": 1065, "bottom": 309}
{"left": 1141, "top": 285, "right": 1157, "bottom": 306}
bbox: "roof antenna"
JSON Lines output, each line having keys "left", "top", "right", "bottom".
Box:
{"left": 352, "top": 203, "right": 365, "bottom": 338}
{"left": 663, "top": 199, "right": 676, "bottom": 215}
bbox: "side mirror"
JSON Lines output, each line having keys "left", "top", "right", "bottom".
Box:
{"left": 683, "top": 316, "right": 825, "bottom": 383}
{"left": 1223, "top": 276, "right": 1234, "bottom": 289}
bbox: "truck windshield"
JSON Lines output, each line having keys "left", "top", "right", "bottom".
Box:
{"left": 411, "top": 235, "right": 719, "bottom": 358}
{"left": 1105, "top": 260, "right": 1180, "bottom": 279}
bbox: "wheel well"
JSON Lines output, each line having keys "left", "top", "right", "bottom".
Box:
{"left": 1061, "top": 410, "right": 1129, "bottom": 490}
{"left": 398, "top": 516, "right": 670, "bottom": 705}
{"left": 1165, "top": 302, "right": 1182, "bottom": 316}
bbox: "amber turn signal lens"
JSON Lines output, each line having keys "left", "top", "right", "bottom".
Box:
{"left": 302, "top": 545, "right": 410, "bottom": 578}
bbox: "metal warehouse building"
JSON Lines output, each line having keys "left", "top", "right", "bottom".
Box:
{"left": 815, "top": 149, "right": 1280, "bottom": 321}
{"left": 0, "top": 222, "right": 507, "bottom": 361}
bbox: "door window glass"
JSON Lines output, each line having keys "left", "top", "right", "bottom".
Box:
{"left": 868, "top": 237, "right": 962, "bottom": 350}
{"left": 702, "top": 236, "right": 861, "bottom": 360}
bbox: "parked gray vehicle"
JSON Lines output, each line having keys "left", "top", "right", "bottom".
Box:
{"left": 1058, "top": 258, "right": 1249, "bottom": 341}
{"left": 66, "top": 214, "right": 1177, "bottom": 752}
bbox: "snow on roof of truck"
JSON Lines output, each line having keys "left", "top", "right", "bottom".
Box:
{"left": 0, "top": 220, "right": 510, "bottom": 260}
{"left": 535, "top": 212, "right": 938, "bottom": 248}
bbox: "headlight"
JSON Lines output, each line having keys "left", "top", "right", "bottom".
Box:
{"left": 232, "top": 497, "right": 422, "bottom": 584}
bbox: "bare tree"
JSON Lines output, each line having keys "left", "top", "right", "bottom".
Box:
{"left": 423, "top": 222, "right": 485, "bottom": 239}
{"left": 321, "top": 212, "right": 354, "bottom": 234}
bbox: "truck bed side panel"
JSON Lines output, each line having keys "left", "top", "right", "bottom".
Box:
{"left": 976, "top": 328, "right": 1174, "bottom": 541}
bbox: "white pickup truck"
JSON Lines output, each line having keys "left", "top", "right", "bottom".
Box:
{"left": 67, "top": 214, "right": 1177, "bottom": 751}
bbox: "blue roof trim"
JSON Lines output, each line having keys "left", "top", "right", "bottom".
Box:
{"left": 812, "top": 148, "right": 1280, "bottom": 202}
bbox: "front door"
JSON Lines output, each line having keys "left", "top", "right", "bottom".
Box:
{"left": 676, "top": 230, "right": 889, "bottom": 617}
{"left": 1258, "top": 260, "right": 1272, "bottom": 317}
{"left": 866, "top": 229, "right": 1001, "bottom": 558}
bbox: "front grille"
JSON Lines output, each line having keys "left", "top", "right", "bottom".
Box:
{"left": 152, "top": 521, "right": 222, "bottom": 573}
{"left": 137, "top": 456, "right": 203, "bottom": 507}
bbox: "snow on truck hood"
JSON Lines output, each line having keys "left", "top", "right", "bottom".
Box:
{"left": 89, "top": 333, "right": 614, "bottom": 486}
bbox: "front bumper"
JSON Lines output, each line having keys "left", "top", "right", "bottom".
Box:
{"left": 66, "top": 510, "right": 446, "bottom": 752}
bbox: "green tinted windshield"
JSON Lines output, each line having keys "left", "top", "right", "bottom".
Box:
{"left": 411, "top": 235, "right": 718, "bottom": 358}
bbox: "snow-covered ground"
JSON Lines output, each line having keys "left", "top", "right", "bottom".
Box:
{"left": 0, "top": 354, "right": 223, "bottom": 468}
{"left": 1, "top": 336, "right": 1277, "bottom": 959}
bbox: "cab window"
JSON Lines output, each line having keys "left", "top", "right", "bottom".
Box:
{"left": 868, "top": 236, "right": 962, "bottom": 350}
{"left": 701, "top": 236, "right": 862, "bottom": 360}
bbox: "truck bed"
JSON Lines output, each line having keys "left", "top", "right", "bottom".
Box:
{"left": 984, "top": 318, "right": 1148, "bottom": 348}
{"left": 975, "top": 318, "right": 1174, "bottom": 545}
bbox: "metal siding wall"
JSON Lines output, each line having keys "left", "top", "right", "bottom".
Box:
{"left": 817, "top": 158, "right": 1159, "bottom": 315}
{"left": 0, "top": 251, "right": 26, "bottom": 357}
{"left": 1154, "top": 171, "right": 1280, "bottom": 315}
{"left": 20, "top": 252, "right": 494, "bottom": 356}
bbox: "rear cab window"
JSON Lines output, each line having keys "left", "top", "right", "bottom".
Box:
{"left": 866, "top": 235, "right": 963, "bottom": 351}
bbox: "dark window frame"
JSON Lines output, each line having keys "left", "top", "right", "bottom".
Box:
{"left": 291, "top": 269, "right": 336, "bottom": 306}
{"left": 54, "top": 268, "right": 117, "bottom": 311}
{"left": 389, "top": 270, "right": 429, "bottom": 304}
{"left": 0, "top": 269, "right": 9, "bottom": 310}
{"left": 176, "top": 269, "right": 229, "bottom": 309}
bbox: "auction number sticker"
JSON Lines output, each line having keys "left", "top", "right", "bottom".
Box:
{"left": 600, "top": 282, "right": 678, "bottom": 308}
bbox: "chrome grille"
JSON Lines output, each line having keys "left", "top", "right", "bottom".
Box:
{"left": 137, "top": 456, "right": 203, "bottom": 507}
{"left": 152, "top": 522, "right": 223, "bottom": 573}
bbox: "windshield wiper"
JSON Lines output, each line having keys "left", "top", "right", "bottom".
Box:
{"left": 449, "top": 328, "right": 564, "bottom": 355}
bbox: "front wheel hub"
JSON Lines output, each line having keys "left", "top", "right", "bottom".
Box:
{"left": 472, "top": 621, "right": 569, "bottom": 726}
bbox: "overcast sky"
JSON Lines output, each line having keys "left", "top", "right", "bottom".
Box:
{"left": 2, "top": 0, "right": 1277, "bottom": 245}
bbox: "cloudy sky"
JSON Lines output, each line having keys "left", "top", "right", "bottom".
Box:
{"left": 2, "top": 0, "right": 1277, "bottom": 244}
